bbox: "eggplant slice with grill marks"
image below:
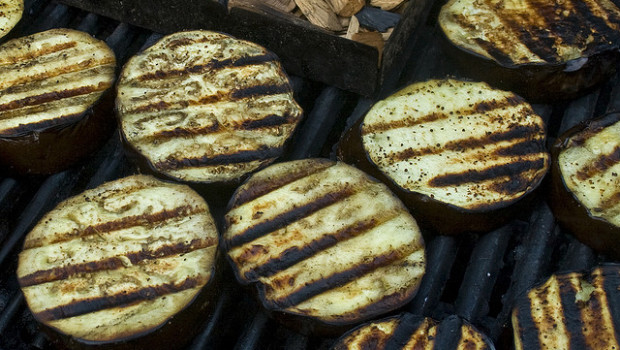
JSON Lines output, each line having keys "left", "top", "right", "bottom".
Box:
{"left": 331, "top": 313, "right": 495, "bottom": 350}
{"left": 0, "top": 28, "right": 116, "bottom": 175}
{"left": 223, "top": 158, "right": 426, "bottom": 334}
{"left": 17, "top": 175, "right": 220, "bottom": 349}
{"left": 438, "top": 0, "right": 620, "bottom": 102}
{"left": 0, "top": 0, "right": 22, "bottom": 41}
{"left": 512, "top": 264, "right": 620, "bottom": 350}
{"left": 338, "top": 79, "right": 550, "bottom": 235}
{"left": 116, "top": 30, "right": 303, "bottom": 189}
{"left": 550, "top": 112, "right": 620, "bottom": 258}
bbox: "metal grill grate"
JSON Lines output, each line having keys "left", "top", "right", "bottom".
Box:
{"left": 1, "top": 0, "right": 619, "bottom": 349}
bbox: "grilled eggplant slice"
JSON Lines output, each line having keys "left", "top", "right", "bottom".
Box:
{"left": 332, "top": 313, "right": 495, "bottom": 349}
{"left": 0, "top": 0, "right": 22, "bottom": 40}
{"left": 223, "top": 158, "right": 426, "bottom": 334}
{"left": 550, "top": 112, "right": 620, "bottom": 257}
{"left": 17, "top": 175, "right": 220, "bottom": 349}
{"left": 438, "top": 0, "right": 620, "bottom": 101}
{"left": 338, "top": 79, "right": 550, "bottom": 235}
{"left": 116, "top": 30, "right": 303, "bottom": 188}
{"left": 512, "top": 265, "right": 620, "bottom": 350}
{"left": 0, "top": 28, "right": 116, "bottom": 175}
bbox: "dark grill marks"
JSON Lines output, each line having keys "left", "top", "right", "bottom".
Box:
{"left": 568, "top": 0, "right": 619, "bottom": 43}
{"left": 0, "top": 83, "right": 111, "bottom": 112}
{"left": 18, "top": 238, "right": 216, "bottom": 287}
{"left": 0, "top": 41, "right": 77, "bottom": 65}
{"left": 127, "top": 83, "right": 292, "bottom": 114}
{"left": 601, "top": 267, "right": 620, "bottom": 344}
{"left": 388, "top": 125, "right": 543, "bottom": 161}
{"left": 134, "top": 53, "right": 277, "bottom": 81}
{"left": 242, "top": 214, "right": 396, "bottom": 280}
{"left": 428, "top": 159, "right": 547, "bottom": 187}
{"left": 154, "top": 146, "right": 283, "bottom": 171}
{"left": 361, "top": 96, "right": 524, "bottom": 135}
{"left": 148, "top": 123, "right": 221, "bottom": 140}
{"left": 265, "top": 250, "right": 407, "bottom": 309}
{"left": 229, "top": 161, "right": 334, "bottom": 208}
{"left": 226, "top": 187, "right": 358, "bottom": 249}
{"left": 241, "top": 113, "right": 296, "bottom": 130}
{"left": 598, "top": 191, "right": 620, "bottom": 211}
{"left": 34, "top": 277, "right": 203, "bottom": 322}
{"left": 514, "top": 295, "right": 542, "bottom": 349}
{"left": 0, "top": 112, "right": 83, "bottom": 136}
{"left": 493, "top": 139, "right": 546, "bottom": 157}
{"left": 575, "top": 146, "right": 620, "bottom": 181}
{"left": 557, "top": 277, "right": 588, "bottom": 349}
{"left": 23, "top": 205, "right": 205, "bottom": 249}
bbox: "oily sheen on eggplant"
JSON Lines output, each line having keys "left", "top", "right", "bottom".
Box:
{"left": 116, "top": 30, "right": 303, "bottom": 186}
{"left": 0, "top": 28, "right": 116, "bottom": 175}
{"left": 512, "top": 265, "right": 620, "bottom": 350}
{"left": 0, "top": 0, "right": 22, "bottom": 40}
{"left": 223, "top": 158, "right": 426, "bottom": 334}
{"left": 439, "top": 0, "right": 620, "bottom": 101}
{"left": 331, "top": 314, "right": 495, "bottom": 350}
{"left": 550, "top": 112, "right": 620, "bottom": 257}
{"left": 17, "top": 175, "right": 220, "bottom": 350}
{"left": 338, "top": 79, "right": 550, "bottom": 235}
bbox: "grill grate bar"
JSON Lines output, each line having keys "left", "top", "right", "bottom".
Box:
{"left": 0, "top": 292, "right": 24, "bottom": 334}
{"left": 233, "top": 310, "right": 270, "bottom": 350}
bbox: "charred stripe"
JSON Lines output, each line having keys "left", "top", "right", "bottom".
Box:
{"left": 33, "top": 277, "right": 203, "bottom": 322}
{"left": 493, "top": 138, "right": 547, "bottom": 157}
{"left": 0, "top": 112, "right": 84, "bottom": 136}
{"left": 23, "top": 205, "right": 205, "bottom": 249}
{"left": 389, "top": 124, "right": 542, "bottom": 161}
{"left": 514, "top": 294, "right": 542, "bottom": 349}
{"left": 265, "top": 250, "right": 407, "bottom": 309}
{"left": 0, "top": 83, "right": 111, "bottom": 112}
{"left": 226, "top": 187, "right": 357, "bottom": 249}
{"left": 154, "top": 146, "right": 283, "bottom": 171}
{"left": 582, "top": 272, "right": 614, "bottom": 349}
{"left": 568, "top": 0, "right": 619, "bottom": 40}
{"left": 242, "top": 215, "right": 393, "bottom": 280}
{"left": 428, "top": 159, "right": 546, "bottom": 187}
{"left": 241, "top": 113, "right": 298, "bottom": 130}
{"left": 361, "top": 96, "right": 524, "bottom": 135}
{"left": 18, "top": 238, "right": 216, "bottom": 287}
{"left": 601, "top": 266, "right": 620, "bottom": 344}
{"left": 230, "top": 83, "right": 291, "bottom": 100}
{"left": 597, "top": 191, "right": 620, "bottom": 211}
{"left": 134, "top": 53, "right": 277, "bottom": 81}
{"left": 229, "top": 161, "right": 335, "bottom": 208}
{"left": 473, "top": 38, "right": 517, "bottom": 66}
{"left": 575, "top": 146, "right": 620, "bottom": 181}
{"left": 557, "top": 276, "right": 588, "bottom": 349}
{"left": 0, "top": 56, "right": 115, "bottom": 91}
{"left": 489, "top": 174, "right": 535, "bottom": 195}
{"left": 384, "top": 313, "right": 428, "bottom": 349}
{"left": 0, "top": 41, "right": 77, "bottom": 66}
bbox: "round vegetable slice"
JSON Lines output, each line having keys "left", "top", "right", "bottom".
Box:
{"left": 0, "top": 0, "right": 22, "bottom": 40}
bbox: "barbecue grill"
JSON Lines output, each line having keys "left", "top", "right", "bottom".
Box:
{"left": 1, "top": 0, "right": 619, "bottom": 349}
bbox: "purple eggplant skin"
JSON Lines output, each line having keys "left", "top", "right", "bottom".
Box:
{"left": 337, "top": 117, "right": 545, "bottom": 236}
{"left": 0, "top": 91, "right": 116, "bottom": 176}
{"left": 549, "top": 112, "right": 620, "bottom": 259}
{"left": 39, "top": 253, "right": 224, "bottom": 350}
{"left": 440, "top": 35, "right": 620, "bottom": 103}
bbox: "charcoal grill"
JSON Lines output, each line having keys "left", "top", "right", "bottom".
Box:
{"left": 1, "top": 0, "right": 619, "bottom": 349}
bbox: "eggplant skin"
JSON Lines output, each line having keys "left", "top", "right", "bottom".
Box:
{"left": 331, "top": 313, "right": 494, "bottom": 350}
{"left": 512, "top": 265, "right": 620, "bottom": 350}
{"left": 17, "top": 175, "right": 220, "bottom": 349}
{"left": 223, "top": 158, "right": 426, "bottom": 334}
{"left": 0, "top": 28, "right": 117, "bottom": 175}
{"left": 550, "top": 112, "right": 620, "bottom": 258}
{"left": 338, "top": 79, "right": 549, "bottom": 235}
{"left": 116, "top": 30, "right": 303, "bottom": 186}
{"left": 0, "top": 0, "right": 22, "bottom": 40}
{"left": 438, "top": 0, "right": 620, "bottom": 102}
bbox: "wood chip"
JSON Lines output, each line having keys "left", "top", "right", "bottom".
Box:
{"left": 229, "top": 0, "right": 297, "bottom": 12}
{"left": 326, "top": 0, "right": 365, "bottom": 17}
{"left": 370, "top": 0, "right": 405, "bottom": 11}
{"left": 345, "top": 15, "right": 360, "bottom": 39}
{"left": 352, "top": 31, "right": 385, "bottom": 56}
{"left": 295, "top": 0, "right": 343, "bottom": 31}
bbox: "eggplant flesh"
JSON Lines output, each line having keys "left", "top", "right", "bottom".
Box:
{"left": 0, "top": 0, "right": 22, "bottom": 40}
{"left": 551, "top": 112, "right": 620, "bottom": 258}
{"left": 439, "top": 0, "right": 620, "bottom": 102}
{"left": 116, "top": 30, "right": 303, "bottom": 185}
{"left": 223, "top": 158, "right": 426, "bottom": 333}
{"left": 0, "top": 28, "right": 116, "bottom": 175}
{"left": 17, "top": 175, "right": 220, "bottom": 349}
{"left": 338, "top": 79, "right": 550, "bottom": 234}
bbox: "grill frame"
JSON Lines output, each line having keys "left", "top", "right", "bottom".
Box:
{"left": 0, "top": 0, "right": 619, "bottom": 349}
